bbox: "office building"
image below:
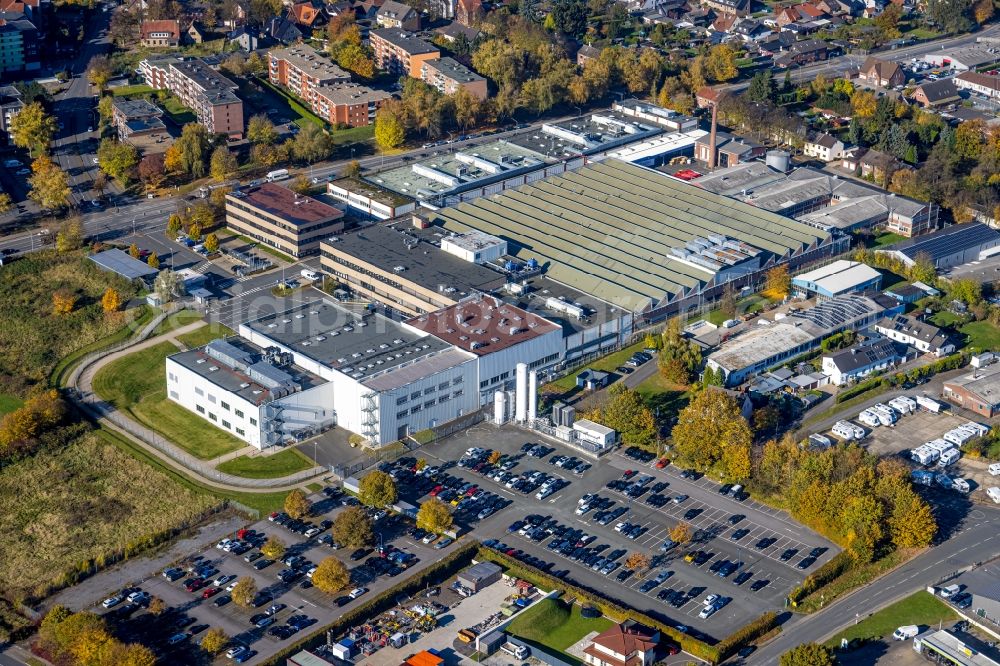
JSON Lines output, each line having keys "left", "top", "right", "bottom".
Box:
{"left": 369, "top": 29, "right": 440, "bottom": 78}
{"left": 874, "top": 314, "right": 954, "bottom": 357}
{"left": 913, "top": 629, "right": 1000, "bottom": 666}
{"left": 821, "top": 338, "right": 904, "bottom": 386}
{"left": 326, "top": 178, "right": 416, "bottom": 220}
{"left": 420, "top": 57, "right": 487, "bottom": 99}
{"left": 225, "top": 184, "right": 345, "bottom": 258}
{"left": 943, "top": 367, "right": 1000, "bottom": 417}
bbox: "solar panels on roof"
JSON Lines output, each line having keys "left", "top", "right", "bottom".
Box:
{"left": 889, "top": 223, "right": 1000, "bottom": 262}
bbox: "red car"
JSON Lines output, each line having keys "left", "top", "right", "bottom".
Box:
{"left": 622, "top": 470, "right": 637, "bottom": 479}
{"left": 429, "top": 485, "right": 443, "bottom": 497}
{"left": 185, "top": 578, "right": 206, "bottom": 592}
{"left": 201, "top": 587, "right": 220, "bottom": 599}
{"left": 656, "top": 458, "right": 670, "bottom": 469}
{"left": 466, "top": 486, "right": 479, "bottom": 496}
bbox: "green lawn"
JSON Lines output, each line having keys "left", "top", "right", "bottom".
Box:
{"left": 111, "top": 84, "right": 154, "bottom": 97}
{"left": 161, "top": 96, "right": 196, "bottom": 125}
{"left": 329, "top": 124, "right": 375, "bottom": 146}
{"left": 929, "top": 311, "right": 963, "bottom": 328}
{"left": 545, "top": 341, "right": 650, "bottom": 393}
{"left": 176, "top": 323, "right": 235, "bottom": 349}
{"left": 824, "top": 591, "right": 957, "bottom": 647}
{"left": 635, "top": 374, "right": 691, "bottom": 422}
{"left": 0, "top": 393, "right": 23, "bottom": 416}
{"left": 217, "top": 448, "right": 314, "bottom": 478}
{"left": 507, "top": 598, "right": 613, "bottom": 660}
{"left": 93, "top": 342, "right": 243, "bottom": 460}
{"left": 150, "top": 310, "right": 205, "bottom": 336}
{"left": 225, "top": 232, "right": 297, "bottom": 264}
{"left": 256, "top": 77, "right": 328, "bottom": 130}
{"left": 959, "top": 320, "right": 1000, "bottom": 352}
{"left": 873, "top": 232, "right": 905, "bottom": 248}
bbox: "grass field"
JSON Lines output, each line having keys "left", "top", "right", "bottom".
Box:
{"left": 0, "top": 250, "right": 142, "bottom": 393}
{"left": 959, "top": 320, "right": 1000, "bottom": 352}
{"left": 329, "top": 124, "right": 375, "bottom": 146}
{"left": 217, "top": 448, "right": 315, "bottom": 479}
{"left": 111, "top": 84, "right": 154, "bottom": 97}
{"left": 0, "top": 393, "right": 23, "bottom": 416}
{"left": 161, "top": 96, "right": 196, "bottom": 126}
{"left": 150, "top": 309, "right": 205, "bottom": 336}
{"left": 635, "top": 375, "right": 691, "bottom": 422}
{"left": 508, "top": 598, "right": 613, "bottom": 661}
{"left": 93, "top": 342, "right": 243, "bottom": 460}
{"left": 97, "top": 429, "right": 289, "bottom": 515}
{"left": 225, "top": 232, "right": 297, "bottom": 264}
{"left": 176, "top": 323, "right": 234, "bottom": 349}
{"left": 255, "top": 77, "right": 328, "bottom": 130}
{"left": 545, "top": 341, "right": 649, "bottom": 393}
{"left": 0, "top": 433, "right": 216, "bottom": 602}
{"left": 873, "top": 232, "right": 905, "bottom": 248}
{"left": 824, "top": 591, "right": 957, "bottom": 646}
{"left": 929, "top": 311, "right": 964, "bottom": 328}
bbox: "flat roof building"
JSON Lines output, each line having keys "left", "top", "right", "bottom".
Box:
{"left": 791, "top": 260, "right": 882, "bottom": 299}
{"left": 877, "top": 223, "right": 1000, "bottom": 269}
{"left": 319, "top": 223, "right": 507, "bottom": 317}
{"left": 420, "top": 57, "right": 487, "bottom": 99}
{"left": 369, "top": 29, "right": 440, "bottom": 78}
{"left": 505, "top": 112, "right": 662, "bottom": 160}
{"left": 433, "top": 159, "right": 841, "bottom": 319}
{"left": 110, "top": 98, "right": 169, "bottom": 153}
{"left": 914, "top": 629, "right": 1000, "bottom": 666}
{"left": 226, "top": 184, "right": 345, "bottom": 258}
{"left": 268, "top": 44, "right": 351, "bottom": 100}
{"left": 943, "top": 366, "right": 1000, "bottom": 417}
{"left": 327, "top": 177, "right": 416, "bottom": 220}
{"left": 706, "top": 294, "right": 896, "bottom": 386}
{"left": 89, "top": 248, "right": 159, "bottom": 282}
{"left": 140, "top": 57, "right": 245, "bottom": 139}
{"left": 310, "top": 83, "right": 391, "bottom": 127}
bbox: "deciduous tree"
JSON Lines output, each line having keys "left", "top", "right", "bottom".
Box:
{"left": 247, "top": 114, "right": 278, "bottom": 146}
{"left": 28, "top": 155, "right": 71, "bottom": 209}
{"left": 147, "top": 252, "right": 160, "bottom": 269}
{"left": 209, "top": 145, "right": 238, "bottom": 181}
{"left": 333, "top": 505, "right": 375, "bottom": 547}
{"left": 311, "top": 556, "right": 350, "bottom": 594}
{"left": 10, "top": 101, "right": 56, "bottom": 155}
{"left": 97, "top": 139, "right": 139, "bottom": 185}
{"left": 87, "top": 55, "right": 114, "bottom": 91}
{"left": 669, "top": 521, "right": 692, "bottom": 544}
{"left": 148, "top": 597, "right": 165, "bottom": 615}
{"left": 780, "top": 643, "right": 836, "bottom": 666}
{"left": 763, "top": 264, "right": 790, "bottom": 300}
{"left": 292, "top": 122, "right": 333, "bottom": 163}
{"left": 101, "top": 287, "right": 122, "bottom": 313}
{"left": 52, "top": 289, "right": 77, "bottom": 315}
{"left": 583, "top": 384, "right": 657, "bottom": 450}
{"left": 230, "top": 577, "right": 257, "bottom": 608}
{"left": 672, "top": 389, "right": 752, "bottom": 472}
{"left": 261, "top": 536, "right": 286, "bottom": 560}
{"left": 200, "top": 628, "right": 228, "bottom": 655}
{"left": 416, "top": 497, "right": 453, "bottom": 534}
{"left": 374, "top": 104, "right": 406, "bottom": 150}
{"left": 204, "top": 233, "right": 219, "bottom": 254}
{"left": 55, "top": 217, "right": 84, "bottom": 252}
{"left": 624, "top": 552, "right": 651, "bottom": 570}
{"left": 284, "top": 488, "right": 311, "bottom": 519}
{"left": 138, "top": 153, "right": 166, "bottom": 190}
{"left": 359, "top": 470, "right": 398, "bottom": 507}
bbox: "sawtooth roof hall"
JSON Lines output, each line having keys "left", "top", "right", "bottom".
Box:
{"left": 432, "top": 159, "right": 837, "bottom": 315}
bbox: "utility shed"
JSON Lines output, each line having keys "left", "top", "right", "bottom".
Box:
{"left": 458, "top": 561, "right": 502, "bottom": 592}
{"left": 89, "top": 248, "right": 158, "bottom": 282}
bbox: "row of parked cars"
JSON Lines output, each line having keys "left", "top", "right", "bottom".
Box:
{"left": 382, "top": 454, "right": 511, "bottom": 522}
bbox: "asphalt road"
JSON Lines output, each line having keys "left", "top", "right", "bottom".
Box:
{"left": 747, "top": 501, "right": 1000, "bottom": 665}
{"left": 720, "top": 24, "right": 1000, "bottom": 93}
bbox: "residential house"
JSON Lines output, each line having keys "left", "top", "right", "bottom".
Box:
{"left": 732, "top": 18, "right": 771, "bottom": 41}
{"left": 222, "top": 1, "right": 247, "bottom": 28}
{"left": 583, "top": 622, "right": 660, "bottom": 666}
{"left": 369, "top": 29, "right": 440, "bottom": 78}
{"left": 140, "top": 19, "right": 181, "bottom": 47}
{"left": 420, "top": 56, "right": 487, "bottom": 99}
{"left": 774, "top": 5, "right": 801, "bottom": 26}
{"left": 858, "top": 56, "right": 904, "bottom": 87}
{"left": 773, "top": 39, "right": 835, "bottom": 67}
{"left": 376, "top": 0, "right": 420, "bottom": 29}
{"left": 954, "top": 70, "right": 1000, "bottom": 100}
{"left": 821, "top": 338, "right": 903, "bottom": 386}
{"left": 910, "top": 78, "right": 961, "bottom": 108}
{"left": 577, "top": 43, "right": 601, "bottom": 66}
{"left": 841, "top": 145, "right": 866, "bottom": 171}
{"left": 110, "top": 98, "right": 170, "bottom": 154}
{"left": 186, "top": 21, "right": 205, "bottom": 44}
{"left": 0, "top": 84, "right": 21, "bottom": 143}
{"left": 290, "top": 1, "right": 326, "bottom": 29}
{"left": 943, "top": 366, "right": 1000, "bottom": 417}
{"left": 696, "top": 85, "right": 721, "bottom": 108}
{"left": 712, "top": 13, "right": 737, "bottom": 32}
{"left": 874, "top": 314, "right": 954, "bottom": 357}
{"left": 858, "top": 149, "right": 898, "bottom": 184}
{"left": 695, "top": 130, "right": 766, "bottom": 167}
{"left": 804, "top": 133, "right": 845, "bottom": 161}
{"left": 433, "top": 22, "right": 479, "bottom": 44}
{"left": 266, "top": 14, "right": 303, "bottom": 43}
{"left": 455, "top": 0, "right": 482, "bottom": 24}
{"left": 227, "top": 25, "right": 258, "bottom": 51}
{"left": 700, "top": 0, "right": 750, "bottom": 16}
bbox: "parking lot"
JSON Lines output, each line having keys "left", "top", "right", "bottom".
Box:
{"left": 92, "top": 489, "right": 451, "bottom": 664}
{"left": 822, "top": 398, "right": 1000, "bottom": 503}
{"left": 420, "top": 425, "right": 839, "bottom": 643}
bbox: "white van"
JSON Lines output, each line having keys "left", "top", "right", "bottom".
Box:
{"left": 987, "top": 487, "right": 1000, "bottom": 504}
{"left": 893, "top": 625, "right": 919, "bottom": 640}
{"left": 301, "top": 269, "right": 320, "bottom": 282}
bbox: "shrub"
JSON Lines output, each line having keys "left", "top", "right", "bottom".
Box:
{"left": 716, "top": 611, "right": 779, "bottom": 660}
{"left": 788, "top": 551, "right": 854, "bottom": 604}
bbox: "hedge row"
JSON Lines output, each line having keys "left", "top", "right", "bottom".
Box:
{"left": 261, "top": 541, "right": 479, "bottom": 666}
{"left": 715, "top": 611, "right": 779, "bottom": 660}
{"left": 788, "top": 550, "right": 854, "bottom": 604}
{"left": 836, "top": 377, "right": 885, "bottom": 404}
{"left": 475, "top": 547, "right": 722, "bottom": 664}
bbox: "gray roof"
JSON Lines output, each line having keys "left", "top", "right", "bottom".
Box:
{"left": 112, "top": 98, "right": 163, "bottom": 119}
{"left": 377, "top": 0, "right": 417, "bottom": 18}
{"left": 433, "top": 159, "right": 830, "bottom": 312}
{"left": 89, "top": 248, "right": 158, "bottom": 280}
{"left": 269, "top": 44, "right": 350, "bottom": 83}
{"left": 958, "top": 565, "right": 1000, "bottom": 604}
{"left": 242, "top": 300, "right": 452, "bottom": 381}
{"left": 824, "top": 338, "right": 901, "bottom": 373}
{"left": 875, "top": 314, "right": 949, "bottom": 347}
{"left": 322, "top": 223, "right": 507, "bottom": 299}
{"left": 370, "top": 28, "right": 438, "bottom": 54}
{"left": 916, "top": 78, "right": 960, "bottom": 103}
{"left": 422, "top": 56, "right": 484, "bottom": 84}
{"left": 169, "top": 58, "right": 241, "bottom": 105}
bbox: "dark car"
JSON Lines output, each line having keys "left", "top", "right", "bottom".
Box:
{"left": 797, "top": 556, "right": 817, "bottom": 570}
{"left": 729, "top": 514, "right": 746, "bottom": 524}
{"left": 750, "top": 579, "right": 770, "bottom": 592}
{"left": 334, "top": 595, "right": 351, "bottom": 607}
{"left": 253, "top": 558, "right": 274, "bottom": 570}
{"left": 755, "top": 537, "right": 776, "bottom": 550}
{"left": 683, "top": 508, "right": 702, "bottom": 520}
{"left": 213, "top": 594, "right": 232, "bottom": 607}
{"left": 733, "top": 571, "right": 753, "bottom": 586}
{"left": 350, "top": 548, "right": 372, "bottom": 561}
{"left": 779, "top": 548, "right": 798, "bottom": 562}
{"left": 809, "top": 547, "right": 827, "bottom": 558}
{"left": 731, "top": 528, "right": 751, "bottom": 541}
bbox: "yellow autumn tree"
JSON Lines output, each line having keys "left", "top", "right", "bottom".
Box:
{"left": 101, "top": 287, "right": 122, "bottom": 313}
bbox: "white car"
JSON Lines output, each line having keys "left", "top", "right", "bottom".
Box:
{"left": 349, "top": 587, "right": 367, "bottom": 599}
{"left": 102, "top": 594, "right": 123, "bottom": 608}
{"left": 703, "top": 593, "right": 719, "bottom": 606}
{"left": 214, "top": 574, "right": 236, "bottom": 587}
{"left": 126, "top": 591, "right": 149, "bottom": 603}
{"left": 226, "top": 580, "right": 240, "bottom": 591}
{"left": 699, "top": 604, "right": 719, "bottom": 619}
{"left": 226, "top": 646, "right": 247, "bottom": 659}
{"left": 216, "top": 538, "right": 232, "bottom": 550}
{"left": 304, "top": 527, "right": 320, "bottom": 538}
{"left": 91, "top": 157, "right": 99, "bottom": 164}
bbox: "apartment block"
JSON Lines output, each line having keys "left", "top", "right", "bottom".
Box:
{"left": 369, "top": 28, "right": 439, "bottom": 78}
{"left": 0, "top": 18, "right": 39, "bottom": 73}
{"left": 140, "top": 57, "right": 245, "bottom": 139}
{"left": 420, "top": 57, "right": 486, "bottom": 99}
{"left": 311, "top": 83, "right": 390, "bottom": 127}
{"left": 0, "top": 85, "right": 21, "bottom": 142}
{"left": 225, "top": 184, "right": 345, "bottom": 258}
{"left": 268, "top": 44, "right": 350, "bottom": 100}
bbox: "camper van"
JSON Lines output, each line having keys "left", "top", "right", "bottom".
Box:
{"left": 916, "top": 396, "right": 943, "bottom": 413}
{"left": 911, "top": 446, "right": 940, "bottom": 466}
{"left": 889, "top": 396, "right": 916, "bottom": 414}
{"left": 951, "top": 478, "right": 970, "bottom": 494}
{"left": 938, "top": 448, "right": 961, "bottom": 468}
{"left": 990, "top": 463, "right": 1000, "bottom": 476}
{"left": 872, "top": 404, "right": 898, "bottom": 425}
{"left": 987, "top": 487, "right": 1000, "bottom": 503}
{"left": 832, "top": 421, "right": 864, "bottom": 440}
{"left": 859, "top": 410, "right": 882, "bottom": 428}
